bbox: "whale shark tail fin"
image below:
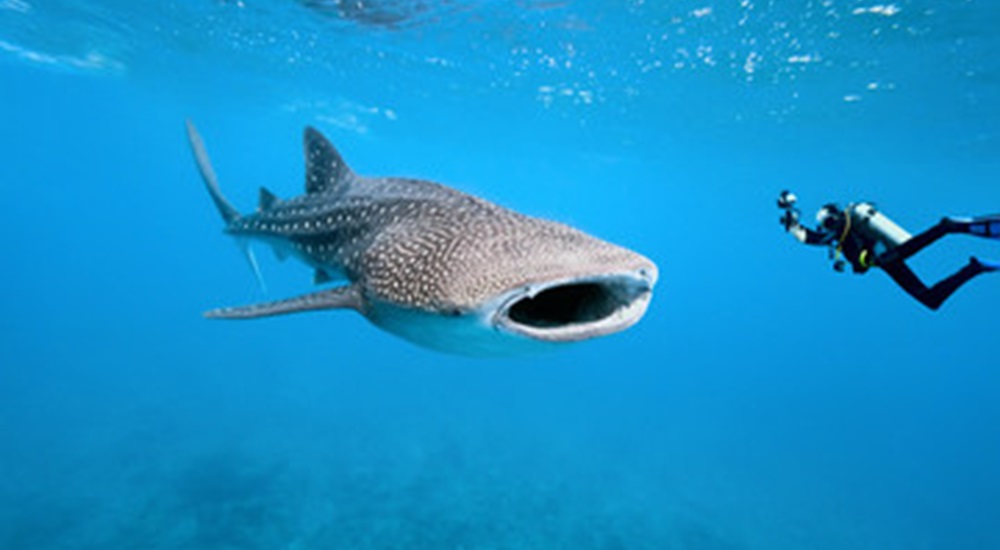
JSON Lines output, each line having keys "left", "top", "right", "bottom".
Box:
{"left": 186, "top": 120, "right": 241, "bottom": 224}
{"left": 186, "top": 120, "right": 266, "bottom": 291}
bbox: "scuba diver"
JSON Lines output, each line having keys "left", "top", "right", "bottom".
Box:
{"left": 778, "top": 190, "right": 1000, "bottom": 310}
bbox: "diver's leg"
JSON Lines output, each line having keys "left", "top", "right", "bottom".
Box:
{"left": 881, "top": 261, "right": 937, "bottom": 309}
{"left": 882, "top": 258, "right": 990, "bottom": 310}
{"left": 972, "top": 257, "right": 1000, "bottom": 272}
{"left": 882, "top": 218, "right": 960, "bottom": 263}
{"left": 880, "top": 215, "right": 1000, "bottom": 264}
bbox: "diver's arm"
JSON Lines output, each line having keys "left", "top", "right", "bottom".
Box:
{"left": 781, "top": 207, "right": 830, "bottom": 246}
{"left": 798, "top": 225, "right": 831, "bottom": 246}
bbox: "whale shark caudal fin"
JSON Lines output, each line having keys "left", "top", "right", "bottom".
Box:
{"left": 185, "top": 120, "right": 266, "bottom": 290}
{"left": 185, "top": 120, "right": 240, "bottom": 223}
{"left": 204, "top": 284, "right": 363, "bottom": 319}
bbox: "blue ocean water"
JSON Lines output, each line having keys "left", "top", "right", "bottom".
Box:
{"left": 1, "top": 0, "right": 998, "bottom": 548}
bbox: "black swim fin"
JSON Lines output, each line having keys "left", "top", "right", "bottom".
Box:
{"left": 968, "top": 215, "right": 1000, "bottom": 239}
{"left": 972, "top": 257, "right": 1000, "bottom": 272}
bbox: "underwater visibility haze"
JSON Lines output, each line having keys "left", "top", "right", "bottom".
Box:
{"left": 1, "top": 1, "right": 999, "bottom": 548}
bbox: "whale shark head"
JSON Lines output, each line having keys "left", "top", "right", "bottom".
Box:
{"left": 364, "top": 269, "right": 655, "bottom": 357}
{"left": 360, "top": 217, "right": 657, "bottom": 355}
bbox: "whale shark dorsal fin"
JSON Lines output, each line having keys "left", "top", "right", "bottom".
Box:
{"left": 304, "top": 127, "right": 355, "bottom": 196}
{"left": 258, "top": 187, "right": 280, "bottom": 211}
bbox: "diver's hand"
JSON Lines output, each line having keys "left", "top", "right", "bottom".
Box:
{"left": 780, "top": 208, "right": 799, "bottom": 231}
{"left": 777, "top": 190, "right": 797, "bottom": 210}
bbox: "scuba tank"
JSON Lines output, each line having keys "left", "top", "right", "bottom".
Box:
{"left": 847, "top": 203, "right": 912, "bottom": 256}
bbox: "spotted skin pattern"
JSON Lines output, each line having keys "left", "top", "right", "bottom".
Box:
{"left": 187, "top": 122, "right": 657, "bottom": 353}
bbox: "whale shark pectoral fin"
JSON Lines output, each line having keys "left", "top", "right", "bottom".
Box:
{"left": 204, "top": 284, "right": 363, "bottom": 320}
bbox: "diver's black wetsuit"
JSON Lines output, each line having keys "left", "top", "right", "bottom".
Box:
{"left": 785, "top": 200, "right": 1000, "bottom": 310}
{"left": 875, "top": 217, "right": 999, "bottom": 310}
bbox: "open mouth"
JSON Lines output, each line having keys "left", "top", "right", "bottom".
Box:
{"left": 495, "top": 271, "right": 655, "bottom": 342}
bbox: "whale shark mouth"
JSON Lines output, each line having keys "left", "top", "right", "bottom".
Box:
{"left": 494, "top": 270, "right": 655, "bottom": 343}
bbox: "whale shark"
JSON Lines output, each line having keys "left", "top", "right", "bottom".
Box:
{"left": 186, "top": 121, "right": 657, "bottom": 355}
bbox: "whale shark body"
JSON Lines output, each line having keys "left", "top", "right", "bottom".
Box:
{"left": 187, "top": 122, "right": 657, "bottom": 355}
